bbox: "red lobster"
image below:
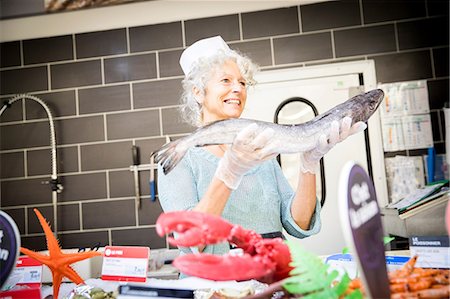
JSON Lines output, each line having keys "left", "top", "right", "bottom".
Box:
{"left": 156, "top": 210, "right": 293, "bottom": 283}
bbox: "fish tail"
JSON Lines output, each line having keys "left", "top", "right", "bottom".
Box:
{"left": 152, "top": 138, "right": 187, "bottom": 174}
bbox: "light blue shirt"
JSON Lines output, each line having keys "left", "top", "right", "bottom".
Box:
{"left": 157, "top": 147, "right": 322, "bottom": 256}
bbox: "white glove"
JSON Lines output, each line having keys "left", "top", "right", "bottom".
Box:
{"left": 300, "top": 117, "right": 367, "bottom": 174}
{"left": 215, "top": 123, "right": 277, "bottom": 189}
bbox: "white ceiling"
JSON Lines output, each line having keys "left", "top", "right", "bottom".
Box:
{"left": 0, "top": 0, "right": 330, "bottom": 42}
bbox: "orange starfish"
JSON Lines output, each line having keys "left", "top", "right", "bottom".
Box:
{"left": 20, "top": 208, "right": 102, "bottom": 299}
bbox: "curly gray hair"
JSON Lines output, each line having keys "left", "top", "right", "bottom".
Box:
{"left": 179, "top": 48, "right": 259, "bottom": 127}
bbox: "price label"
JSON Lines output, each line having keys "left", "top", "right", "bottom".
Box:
{"left": 101, "top": 246, "right": 149, "bottom": 282}
{"left": 409, "top": 236, "right": 450, "bottom": 269}
{"left": 13, "top": 256, "right": 43, "bottom": 287}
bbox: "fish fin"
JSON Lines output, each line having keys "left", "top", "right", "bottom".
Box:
{"left": 152, "top": 139, "right": 186, "bottom": 174}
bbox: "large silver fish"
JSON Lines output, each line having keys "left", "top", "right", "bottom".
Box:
{"left": 154, "top": 89, "right": 384, "bottom": 174}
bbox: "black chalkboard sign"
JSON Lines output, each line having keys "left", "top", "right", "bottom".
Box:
{"left": 0, "top": 210, "right": 21, "bottom": 289}
{"left": 339, "top": 162, "right": 390, "bottom": 299}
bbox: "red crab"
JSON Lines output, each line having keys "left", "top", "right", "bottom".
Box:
{"left": 156, "top": 210, "right": 293, "bottom": 283}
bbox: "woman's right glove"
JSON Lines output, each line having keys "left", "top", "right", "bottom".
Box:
{"left": 215, "top": 123, "right": 277, "bottom": 189}
{"left": 300, "top": 117, "right": 367, "bottom": 174}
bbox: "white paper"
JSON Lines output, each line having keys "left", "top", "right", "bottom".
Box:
{"left": 379, "top": 80, "right": 429, "bottom": 117}
{"left": 387, "top": 182, "right": 445, "bottom": 210}
{"left": 381, "top": 117, "right": 405, "bottom": 151}
{"left": 380, "top": 114, "right": 433, "bottom": 152}
{"left": 13, "top": 265, "right": 42, "bottom": 284}
{"left": 401, "top": 114, "right": 433, "bottom": 149}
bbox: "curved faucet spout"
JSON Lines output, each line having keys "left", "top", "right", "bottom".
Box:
{"left": 1, "top": 94, "right": 63, "bottom": 234}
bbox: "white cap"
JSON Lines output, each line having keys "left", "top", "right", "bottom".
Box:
{"left": 179, "top": 36, "right": 231, "bottom": 75}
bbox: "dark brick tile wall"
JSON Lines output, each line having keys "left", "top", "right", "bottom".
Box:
{"left": 129, "top": 22, "right": 183, "bottom": 52}
{"left": 82, "top": 199, "right": 136, "bottom": 229}
{"left": 230, "top": 39, "right": 272, "bottom": 67}
{"left": 58, "top": 204, "right": 80, "bottom": 231}
{"left": 106, "top": 110, "right": 160, "bottom": 140}
{"left": 27, "top": 146, "right": 78, "bottom": 176}
{"left": 51, "top": 60, "right": 102, "bottom": 89}
{"left": 1, "top": 152, "right": 24, "bottom": 178}
{"left": 161, "top": 107, "right": 194, "bottom": 135}
{"left": 3, "top": 209, "right": 25, "bottom": 234}
{"left": 21, "top": 235, "right": 47, "bottom": 251}
{"left": 133, "top": 78, "right": 182, "bottom": 108}
{"left": 2, "top": 178, "right": 54, "bottom": 206}
{"left": 242, "top": 7, "right": 299, "bottom": 39}
{"left": 138, "top": 199, "right": 164, "bottom": 226}
{"left": 1, "top": 121, "right": 50, "bottom": 150}
{"left": 158, "top": 49, "right": 184, "bottom": 77}
{"left": 0, "top": 41, "right": 21, "bottom": 67}
{"left": 334, "top": 25, "right": 396, "bottom": 57}
{"left": 184, "top": 14, "right": 240, "bottom": 45}
{"left": 428, "top": 79, "right": 449, "bottom": 109}
{"left": 58, "top": 173, "right": 107, "bottom": 202}
{"left": 0, "top": 99, "right": 22, "bottom": 121}
{"left": 112, "top": 227, "right": 165, "bottom": 248}
{"left": 231, "top": 39, "right": 272, "bottom": 67}
{"left": 300, "top": 0, "right": 361, "bottom": 32}
{"left": 439, "top": 110, "right": 446, "bottom": 141}
{"left": 1, "top": 66, "right": 48, "bottom": 94}
{"left": 56, "top": 116, "right": 104, "bottom": 145}
{"left": 23, "top": 35, "right": 73, "bottom": 64}
{"left": 78, "top": 85, "right": 131, "bottom": 114}
{"left": 431, "top": 111, "right": 442, "bottom": 141}
{"left": 273, "top": 32, "right": 333, "bottom": 64}
{"left": 75, "top": 29, "right": 127, "bottom": 59}
{"left": 26, "top": 91, "right": 77, "bottom": 119}
{"left": 109, "top": 170, "right": 135, "bottom": 198}
{"left": 80, "top": 141, "right": 132, "bottom": 171}
{"left": 104, "top": 54, "right": 157, "bottom": 83}
{"left": 369, "top": 51, "right": 433, "bottom": 83}
{"left": 0, "top": 0, "right": 448, "bottom": 250}
{"left": 427, "top": 0, "right": 449, "bottom": 16}
{"left": 397, "top": 16, "right": 449, "bottom": 50}
{"left": 362, "top": 0, "right": 426, "bottom": 24}
{"left": 434, "top": 47, "right": 449, "bottom": 77}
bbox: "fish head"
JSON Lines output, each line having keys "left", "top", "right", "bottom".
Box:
{"left": 347, "top": 89, "right": 384, "bottom": 123}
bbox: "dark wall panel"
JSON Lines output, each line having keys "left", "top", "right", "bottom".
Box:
{"left": 242, "top": 7, "right": 299, "bottom": 39}
{"left": 273, "top": 32, "right": 333, "bottom": 64}
{"left": 51, "top": 60, "right": 102, "bottom": 89}
{"left": 334, "top": 25, "right": 396, "bottom": 57}
{"left": 0, "top": 41, "right": 21, "bottom": 67}
{"left": 104, "top": 54, "right": 157, "bottom": 83}
{"left": 184, "top": 14, "right": 240, "bottom": 45}
{"left": 129, "top": 22, "right": 183, "bottom": 52}
{"left": 75, "top": 29, "right": 127, "bottom": 59}
{"left": 0, "top": 66, "right": 48, "bottom": 95}
{"left": 370, "top": 51, "right": 433, "bottom": 83}
{"left": 23, "top": 35, "right": 73, "bottom": 64}
{"left": 362, "top": 0, "right": 426, "bottom": 24}
{"left": 301, "top": 0, "right": 361, "bottom": 32}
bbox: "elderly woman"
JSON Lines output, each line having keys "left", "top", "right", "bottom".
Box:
{"left": 157, "top": 36, "right": 365, "bottom": 258}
